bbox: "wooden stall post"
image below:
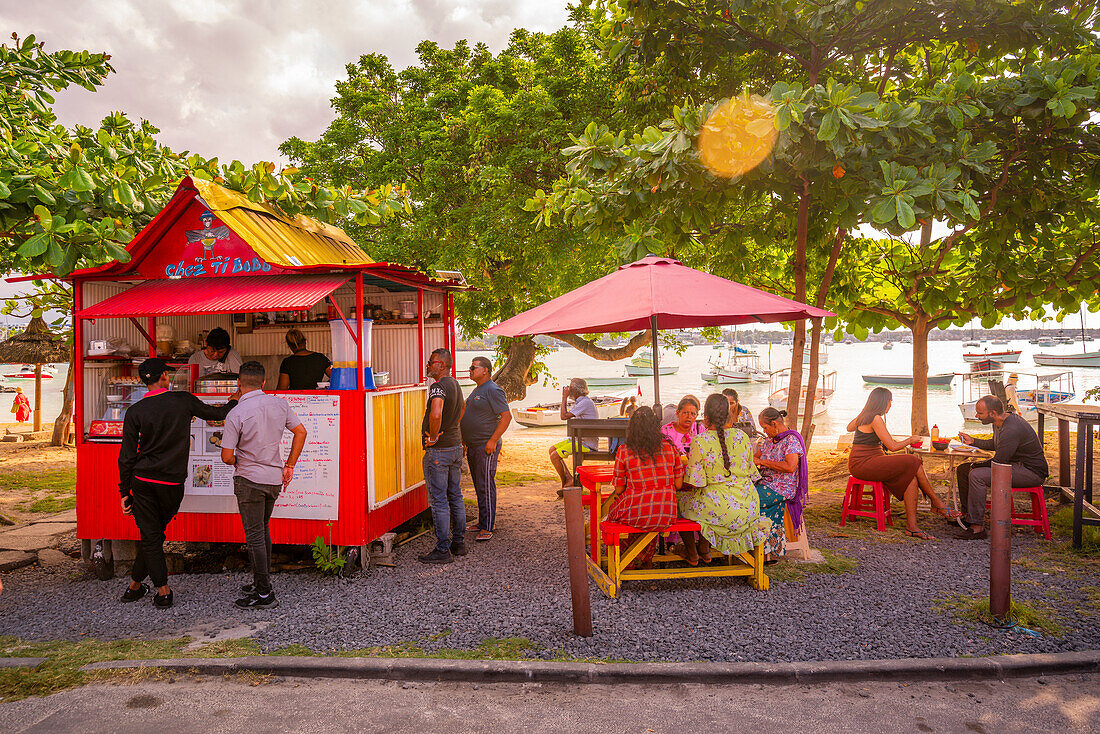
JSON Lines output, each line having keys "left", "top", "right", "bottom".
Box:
{"left": 1059, "top": 418, "right": 1071, "bottom": 488}
{"left": 562, "top": 486, "right": 593, "bottom": 637}
{"left": 989, "top": 461, "right": 1012, "bottom": 620}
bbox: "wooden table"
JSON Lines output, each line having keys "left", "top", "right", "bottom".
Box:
{"left": 908, "top": 445, "right": 992, "bottom": 513}
{"left": 1036, "top": 403, "right": 1100, "bottom": 548}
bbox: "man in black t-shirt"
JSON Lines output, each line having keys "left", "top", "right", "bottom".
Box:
{"left": 419, "top": 348, "right": 466, "bottom": 564}
{"left": 954, "top": 395, "right": 1049, "bottom": 540}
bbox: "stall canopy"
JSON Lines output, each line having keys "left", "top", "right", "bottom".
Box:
{"left": 80, "top": 273, "right": 351, "bottom": 317}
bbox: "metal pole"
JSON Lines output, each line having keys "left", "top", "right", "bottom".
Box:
{"left": 989, "top": 460, "right": 1012, "bottom": 620}
{"left": 562, "top": 486, "right": 592, "bottom": 637}
{"left": 650, "top": 314, "right": 660, "bottom": 411}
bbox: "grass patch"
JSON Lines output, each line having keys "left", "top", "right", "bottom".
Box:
{"left": 269, "top": 643, "right": 314, "bottom": 657}
{"left": 767, "top": 548, "right": 858, "bottom": 583}
{"left": 495, "top": 471, "right": 550, "bottom": 486}
{"left": 1050, "top": 505, "right": 1100, "bottom": 557}
{"left": 934, "top": 595, "right": 1065, "bottom": 636}
{"left": 3, "top": 468, "right": 77, "bottom": 514}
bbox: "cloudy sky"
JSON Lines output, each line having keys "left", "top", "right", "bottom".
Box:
{"left": 4, "top": 0, "right": 573, "bottom": 163}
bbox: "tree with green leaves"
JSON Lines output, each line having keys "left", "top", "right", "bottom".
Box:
{"left": 281, "top": 21, "right": 671, "bottom": 399}
{"left": 532, "top": 0, "right": 1100, "bottom": 436}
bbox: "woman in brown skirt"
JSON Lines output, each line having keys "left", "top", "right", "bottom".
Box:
{"left": 847, "top": 388, "right": 963, "bottom": 540}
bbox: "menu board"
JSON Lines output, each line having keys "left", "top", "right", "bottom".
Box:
{"left": 182, "top": 394, "right": 341, "bottom": 521}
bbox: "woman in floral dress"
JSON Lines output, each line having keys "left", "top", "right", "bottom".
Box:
{"left": 677, "top": 394, "right": 769, "bottom": 564}
{"left": 752, "top": 407, "right": 808, "bottom": 559}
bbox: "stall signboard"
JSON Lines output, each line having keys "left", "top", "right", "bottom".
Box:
{"left": 136, "top": 199, "right": 292, "bottom": 280}
{"left": 184, "top": 394, "right": 340, "bottom": 521}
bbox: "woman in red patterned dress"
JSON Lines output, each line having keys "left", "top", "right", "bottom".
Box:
{"left": 607, "top": 406, "right": 684, "bottom": 566}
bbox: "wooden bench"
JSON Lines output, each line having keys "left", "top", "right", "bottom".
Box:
{"left": 566, "top": 418, "right": 629, "bottom": 483}
{"left": 586, "top": 517, "right": 769, "bottom": 598}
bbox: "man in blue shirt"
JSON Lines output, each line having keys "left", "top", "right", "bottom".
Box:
{"left": 460, "top": 356, "right": 511, "bottom": 541}
{"left": 549, "top": 378, "right": 599, "bottom": 493}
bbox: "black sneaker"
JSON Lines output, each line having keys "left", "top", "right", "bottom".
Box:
{"left": 417, "top": 548, "right": 453, "bottom": 564}
{"left": 121, "top": 582, "right": 149, "bottom": 603}
{"left": 153, "top": 590, "right": 173, "bottom": 609}
{"left": 240, "top": 582, "right": 256, "bottom": 594}
{"left": 235, "top": 592, "right": 278, "bottom": 609}
{"left": 450, "top": 543, "right": 467, "bottom": 557}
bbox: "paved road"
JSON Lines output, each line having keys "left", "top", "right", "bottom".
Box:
{"left": 4, "top": 673, "right": 1099, "bottom": 733}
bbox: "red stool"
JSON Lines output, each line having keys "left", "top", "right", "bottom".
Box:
{"left": 984, "top": 486, "right": 1051, "bottom": 540}
{"left": 841, "top": 476, "right": 893, "bottom": 531}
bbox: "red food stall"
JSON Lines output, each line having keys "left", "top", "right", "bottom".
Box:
{"left": 59, "top": 177, "right": 462, "bottom": 563}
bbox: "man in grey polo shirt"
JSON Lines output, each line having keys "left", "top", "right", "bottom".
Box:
{"left": 221, "top": 361, "right": 307, "bottom": 609}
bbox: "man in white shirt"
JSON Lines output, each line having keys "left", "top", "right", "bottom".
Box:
{"left": 189, "top": 327, "right": 243, "bottom": 377}
{"left": 221, "top": 361, "right": 306, "bottom": 608}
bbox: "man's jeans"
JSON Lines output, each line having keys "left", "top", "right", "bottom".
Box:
{"left": 424, "top": 446, "right": 465, "bottom": 553}
{"left": 466, "top": 440, "right": 501, "bottom": 532}
{"left": 234, "top": 476, "right": 281, "bottom": 595}
{"left": 959, "top": 461, "right": 1046, "bottom": 526}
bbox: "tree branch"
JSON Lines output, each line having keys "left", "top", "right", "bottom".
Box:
{"left": 552, "top": 330, "right": 652, "bottom": 361}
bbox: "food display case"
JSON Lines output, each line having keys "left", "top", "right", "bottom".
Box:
{"left": 87, "top": 377, "right": 147, "bottom": 439}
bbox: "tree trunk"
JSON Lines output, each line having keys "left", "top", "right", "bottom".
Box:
{"left": 492, "top": 336, "right": 539, "bottom": 402}
{"left": 800, "top": 318, "right": 822, "bottom": 442}
{"left": 52, "top": 351, "right": 75, "bottom": 446}
{"left": 910, "top": 315, "right": 932, "bottom": 435}
{"left": 784, "top": 178, "right": 811, "bottom": 428}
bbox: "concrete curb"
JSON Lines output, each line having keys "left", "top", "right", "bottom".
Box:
{"left": 82, "top": 650, "right": 1100, "bottom": 684}
{"left": 0, "top": 658, "right": 46, "bottom": 669}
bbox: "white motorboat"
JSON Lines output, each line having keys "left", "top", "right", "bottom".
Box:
{"left": 769, "top": 368, "right": 836, "bottom": 417}
{"left": 2, "top": 364, "right": 56, "bottom": 379}
{"left": 882, "top": 342, "right": 894, "bottom": 350}
{"left": 991, "top": 338, "right": 1009, "bottom": 345}
{"left": 962, "top": 349, "right": 1021, "bottom": 363}
{"left": 583, "top": 376, "right": 640, "bottom": 389}
{"left": 511, "top": 394, "right": 626, "bottom": 427}
{"left": 963, "top": 340, "right": 980, "bottom": 347}
{"left": 702, "top": 349, "right": 770, "bottom": 384}
{"left": 624, "top": 349, "right": 678, "bottom": 376}
{"left": 958, "top": 368, "right": 1074, "bottom": 424}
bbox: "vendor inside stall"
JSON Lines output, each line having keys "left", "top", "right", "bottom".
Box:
{"left": 189, "top": 327, "right": 243, "bottom": 377}
{"left": 277, "top": 328, "right": 332, "bottom": 391}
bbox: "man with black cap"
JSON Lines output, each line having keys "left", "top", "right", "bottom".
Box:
{"left": 118, "top": 358, "right": 240, "bottom": 607}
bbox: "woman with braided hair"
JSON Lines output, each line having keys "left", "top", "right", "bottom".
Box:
{"left": 676, "top": 394, "right": 769, "bottom": 565}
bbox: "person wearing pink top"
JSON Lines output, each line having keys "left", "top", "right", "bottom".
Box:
{"left": 660, "top": 395, "right": 702, "bottom": 456}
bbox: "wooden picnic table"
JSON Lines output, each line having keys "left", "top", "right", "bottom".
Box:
{"left": 1036, "top": 403, "right": 1100, "bottom": 548}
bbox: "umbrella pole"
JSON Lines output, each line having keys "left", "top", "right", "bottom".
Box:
{"left": 33, "top": 363, "right": 41, "bottom": 432}
{"left": 651, "top": 315, "right": 660, "bottom": 411}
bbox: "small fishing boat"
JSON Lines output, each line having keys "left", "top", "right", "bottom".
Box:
{"left": 583, "top": 376, "right": 640, "bottom": 389}
{"left": 624, "top": 349, "right": 678, "bottom": 376}
{"left": 1036, "top": 337, "right": 1057, "bottom": 348}
{"left": 2, "top": 364, "right": 56, "bottom": 379}
{"left": 963, "top": 340, "right": 980, "bottom": 347}
{"left": 962, "top": 349, "right": 1021, "bottom": 363}
{"left": 702, "top": 350, "right": 769, "bottom": 384}
{"left": 882, "top": 342, "right": 894, "bottom": 350}
{"left": 801, "top": 340, "right": 829, "bottom": 364}
{"left": 511, "top": 394, "right": 626, "bottom": 427}
{"left": 843, "top": 337, "right": 854, "bottom": 345}
{"left": 862, "top": 373, "right": 955, "bottom": 388}
{"left": 991, "top": 338, "right": 1009, "bottom": 345}
{"left": 769, "top": 368, "right": 836, "bottom": 417}
{"left": 958, "top": 369, "right": 1074, "bottom": 424}
{"left": 901, "top": 336, "right": 912, "bottom": 344}
{"left": 1033, "top": 351, "right": 1100, "bottom": 367}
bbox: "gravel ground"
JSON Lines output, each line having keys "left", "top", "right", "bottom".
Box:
{"left": 1, "top": 480, "right": 1099, "bottom": 663}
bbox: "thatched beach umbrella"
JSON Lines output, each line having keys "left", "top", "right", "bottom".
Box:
{"left": 0, "top": 316, "right": 69, "bottom": 431}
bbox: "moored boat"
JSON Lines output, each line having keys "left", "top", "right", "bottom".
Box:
{"left": 1033, "top": 350, "right": 1100, "bottom": 368}
{"left": 624, "top": 349, "right": 678, "bottom": 376}
{"left": 2, "top": 364, "right": 56, "bottom": 379}
{"left": 962, "top": 349, "right": 1021, "bottom": 363}
{"left": 583, "top": 376, "right": 640, "bottom": 389}
{"left": 862, "top": 373, "right": 955, "bottom": 387}
{"left": 511, "top": 394, "right": 626, "bottom": 427}
{"left": 958, "top": 369, "right": 1074, "bottom": 423}
{"left": 769, "top": 368, "right": 836, "bottom": 416}
{"left": 882, "top": 342, "right": 893, "bottom": 350}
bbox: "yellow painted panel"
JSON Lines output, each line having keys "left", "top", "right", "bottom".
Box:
{"left": 372, "top": 393, "right": 401, "bottom": 503}
{"left": 403, "top": 389, "right": 426, "bottom": 489}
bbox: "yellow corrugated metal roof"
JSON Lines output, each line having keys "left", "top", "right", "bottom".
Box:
{"left": 191, "top": 178, "right": 374, "bottom": 268}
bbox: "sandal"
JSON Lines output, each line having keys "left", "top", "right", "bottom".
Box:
{"left": 932, "top": 507, "right": 964, "bottom": 521}
{"left": 475, "top": 530, "right": 493, "bottom": 542}
{"left": 671, "top": 544, "right": 700, "bottom": 567}
{"left": 904, "top": 528, "right": 936, "bottom": 540}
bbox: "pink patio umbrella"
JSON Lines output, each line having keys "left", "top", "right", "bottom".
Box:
{"left": 487, "top": 255, "right": 834, "bottom": 406}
